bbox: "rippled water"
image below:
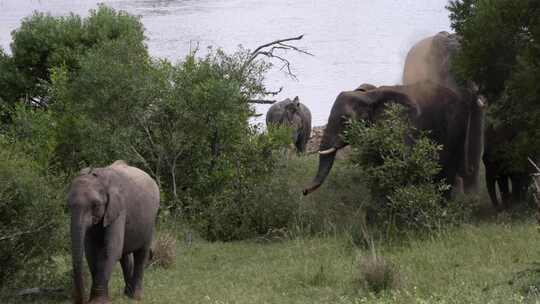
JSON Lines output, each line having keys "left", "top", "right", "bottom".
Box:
{"left": 0, "top": 0, "right": 450, "bottom": 125}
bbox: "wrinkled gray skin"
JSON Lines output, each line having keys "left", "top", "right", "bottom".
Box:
{"left": 266, "top": 96, "right": 312, "bottom": 153}
{"left": 68, "top": 160, "right": 159, "bottom": 304}
{"left": 402, "top": 31, "right": 486, "bottom": 194}
{"left": 303, "top": 81, "right": 471, "bottom": 197}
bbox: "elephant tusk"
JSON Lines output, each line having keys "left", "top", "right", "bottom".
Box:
{"left": 318, "top": 147, "right": 337, "bottom": 155}
{"left": 476, "top": 95, "right": 487, "bottom": 108}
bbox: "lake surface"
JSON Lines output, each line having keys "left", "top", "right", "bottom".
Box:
{"left": 0, "top": 0, "right": 451, "bottom": 126}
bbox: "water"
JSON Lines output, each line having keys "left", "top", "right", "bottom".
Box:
{"left": 0, "top": 0, "right": 451, "bottom": 126}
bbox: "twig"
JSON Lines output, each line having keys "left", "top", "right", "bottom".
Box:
{"left": 240, "top": 34, "right": 310, "bottom": 79}
{"left": 248, "top": 99, "right": 278, "bottom": 104}
{"left": 250, "top": 34, "right": 305, "bottom": 57}
{"left": 264, "top": 87, "right": 283, "bottom": 96}
{"left": 528, "top": 157, "right": 540, "bottom": 172}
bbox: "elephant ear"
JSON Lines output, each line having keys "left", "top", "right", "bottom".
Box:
{"left": 364, "top": 88, "right": 421, "bottom": 119}
{"left": 103, "top": 171, "right": 125, "bottom": 227}
{"left": 293, "top": 96, "right": 300, "bottom": 107}
{"left": 104, "top": 186, "right": 124, "bottom": 227}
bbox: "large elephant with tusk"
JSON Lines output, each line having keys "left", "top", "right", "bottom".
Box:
{"left": 402, "top": 31, "right": 486, "bottom": 193}
{"left": 303, "top": 81, "right": 477, "bottom": 196}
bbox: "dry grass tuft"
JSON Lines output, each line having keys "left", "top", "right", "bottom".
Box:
{"left": 150, "top": 232, "right": 177, "bottom": 269}
{"left": 358, "top": 253, "right": 401, "bottom": 293}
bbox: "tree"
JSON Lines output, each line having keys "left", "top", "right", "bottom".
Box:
{"left": 2, "top": 5, "right": 146, "bottom": 110}
{"left": 447, "top": 0, "right": 540, "bottom": 171}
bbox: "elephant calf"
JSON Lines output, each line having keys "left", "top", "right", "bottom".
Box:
{"left": 68, "top": 160, "right": 159, "bottom": 304}
{"left": 266, "top": 96, "right": 312, "bottom": 153}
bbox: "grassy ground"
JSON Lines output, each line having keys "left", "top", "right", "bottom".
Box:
{"left": 5, "top": 156, "right": 540, "bottom": 303}
{"left": 9, "top": 215, "right": 540, "bottom": 304}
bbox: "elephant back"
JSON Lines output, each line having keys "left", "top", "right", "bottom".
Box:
{"left": 266, "top": 100, "right": 287, "bottom": 125}
{"left": 108, "top": 161, "right": 160, "bottom": 209}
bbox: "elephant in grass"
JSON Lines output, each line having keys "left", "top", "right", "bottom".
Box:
{"left": 483, "top": 124, "right": 536, "bottom": 209}
{"left": 403, "top": 31, "right": 486, "bottom": 194}
{"left": 303, "top": 81, "right": 474, "bottom": 197}
{"left": 68, "top": 160, "right": 159, "bottom": 304}
{"left": 266, "top": 96, "right": 312, "bottom": 153}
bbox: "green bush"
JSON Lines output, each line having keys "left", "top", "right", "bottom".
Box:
{"left": 448, "top": 0, "right": 540, "bottom": 172}
{"left": 0, "top": 142, "right": 66, "bottom": 287}
{"left": 345, "top": 104, "right": 451, "bottom": 236}
{"left": 4, "top": 5, "right": 297, "bottom": 243}
{"left": 7, "top": 5, "right": 145, "bottom": 104}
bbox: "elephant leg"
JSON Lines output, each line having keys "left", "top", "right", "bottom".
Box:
{"left": 85, "top": 240, "right": 99, "bottom": 301}
{"left": 89, "top": 218, "right": 125, "bottom": 304}
{"left": 295, "top": 136, "right": 305, "bottom": 154}
{"left": 498, "top": 176, "right": 511, "bottom": 209}
{"left": 128, "top": 247, "right": 151, "bottom": 300}
{"left": 121, "top": 253, "right": 134, "bottom": 297}
{"left": 485, "top": 173, "right": 499, "bottom": 208}
{"left": 88, "top": 249, "right": 112, "bottom": 304}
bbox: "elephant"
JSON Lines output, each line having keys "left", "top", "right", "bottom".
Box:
{"left": 483, "top": 124, "right": 534, "bottom": 209}
{"left": 266, "top": 96, "right": 312, "bottom": 153}
{"left": 402, "top": 31, "right": 486, "bottom": 194}
{"left": 68, "top": 160, "right": 160, "bottom": 304}
{"left": 303, "top": 81, "right": 473, "bottom": 197}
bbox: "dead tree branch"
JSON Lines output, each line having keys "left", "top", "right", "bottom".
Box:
{"left": 240, "top": 34, "right": 312, "bottom": 80}
{"left": 248, "top": 99, "right": 278, "bottom": 104}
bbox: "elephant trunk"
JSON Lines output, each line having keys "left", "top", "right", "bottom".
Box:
{"left": 71, "top": 214, "right": 86, "bottom": 304}
{"left": 303, "top": 151, "right": 337, "bottom": 195}
{"left": 303, "top": 115, "right": 346, "bottom": 195}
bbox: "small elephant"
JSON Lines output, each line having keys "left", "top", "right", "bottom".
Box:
{"left": 266, "top": 96, "right": 312, "bottom": 153}
{"left": 68, "top": 160, "right": 160, "bottom": 304}
{"left": 303, "top": 81, "right": 474, "bottom": 197}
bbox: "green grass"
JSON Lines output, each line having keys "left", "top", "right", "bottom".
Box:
{"left": 8, "top": 217, "right": 540, "bottom": 304}
{"left": 5, "top": 156, "right": 540, "bottom": 303}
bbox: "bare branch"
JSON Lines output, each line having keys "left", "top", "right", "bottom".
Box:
{"left": 129, "top": 145, "right": 158, "bottom": 183}
{"left": 264, "top": 87, "right": 283, "bottom": 96}
{"left": 248, "top": 99, "right": 278, "bottom": 104}
{"left": 250, "top": 34, "right": 304, "bottom": 56}
{"left": 240, "top": 34, "right": 309, "bottom": 80}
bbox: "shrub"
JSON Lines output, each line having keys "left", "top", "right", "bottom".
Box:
{"left": 345, "top": 104, "right": 452, "bottom": 236}
{"left": 358, "top": 252, "right": 401, "bottom": 294}
{"left": 150, "top": 232, "right": 177, "bottom": 269}
{"left": 0, "top": 142, "right": 66, "bottom": 286}
{"left": 8, "top": 5, "right": 145, "bottom": 104}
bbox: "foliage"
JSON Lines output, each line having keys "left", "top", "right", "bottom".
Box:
{"left": 3, "top": 103, "right": 57, "bottom": 169}
{"left": 46, "top": 20, "right": 290, "bottom": 240}
{"left": 0, "top": 48, "right": 25, "bottom": 123}
{"left": 345, "top": 104, "right": 451, "bottom": 235}
{"left": 0, "top": 142, "right": 66, "bottom": 287}
{"left": 447, "top": 0, "right": 540, "bottom": 172}
{"left": 7, "top": 5, "right": 146, "bottom": 105}
{"left": 50, "top": 37, "right": 157, "bottom": 172}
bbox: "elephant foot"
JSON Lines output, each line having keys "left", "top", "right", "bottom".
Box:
{"left": 88, "top": 296, "right": 111, "bottom": 304}
{"left": 125, "top": 286, "right": 143, "bottom": 301}
{"left": 124, "top": 285, "right": 133, "bottom": 297}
